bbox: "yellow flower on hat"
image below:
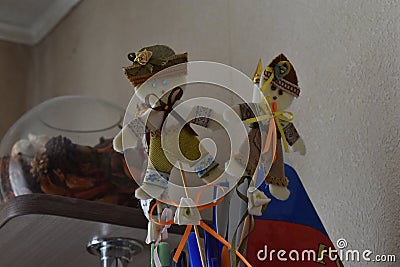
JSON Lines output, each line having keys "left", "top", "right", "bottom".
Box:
{"left": 134, "top": 49, "right": 153, "bottom": 65}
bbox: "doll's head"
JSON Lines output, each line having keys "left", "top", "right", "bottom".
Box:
{"left": 123, "top": 45, "right": 188, "bottom": 103}
{"left": 260, "top": 54, "right": 300, "bottom": 111}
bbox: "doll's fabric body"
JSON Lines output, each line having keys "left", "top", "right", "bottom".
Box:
{"left": 147, "top": 126, "right": 216, "bottom": 176}
{"left": 148, "top": 128, "right": 201, "bottom": 173}
{"left": 225, "top": 54, "right": 305, "bottom": 201}
{"left": 113, "top": 45, "right": 226, "bottom": 245}
{"left": 234, "top": 104, "right": 299, "bottom": 187}
{"left": 128, "top": 87, "right": 219, "bottom": 199}
{"left": 266, "top": 120, "right": 300, "bottom": 186}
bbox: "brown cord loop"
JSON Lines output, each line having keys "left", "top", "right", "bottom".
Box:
{"left": 145, "top": 87, "right": 197, "bottom": 136}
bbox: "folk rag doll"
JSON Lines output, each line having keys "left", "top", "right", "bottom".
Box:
{"left": 224, "top": 54, "right": 305, "bottom": 201}
{"left": 113, "top": 45, "right": 223, "bottom": 202}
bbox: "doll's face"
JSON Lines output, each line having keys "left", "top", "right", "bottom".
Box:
{"left": 261, "top": 82, "right": 295, "bottom": 111}
{"left": 134, "top": 74, "right": 187, "bottom": 103}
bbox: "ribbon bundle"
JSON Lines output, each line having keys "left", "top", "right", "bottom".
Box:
{"left": 149, "top": 184, "right": 253, "bottom": 267}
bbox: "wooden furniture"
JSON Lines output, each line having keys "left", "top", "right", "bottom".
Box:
{"left": 0, "top": 194, "right": 184, "bottom": 267}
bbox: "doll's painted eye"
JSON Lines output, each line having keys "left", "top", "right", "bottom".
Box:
{"left": 271, "top": 85, "right": 277, "bottom": 91}
{"left": 152, "top": 82, "right": 157, "bottom": 88}
{"left": 278, "top": 89, "right": 283, "bottom": 95}
{"left": 162, "top": 79, "right": 168, "bottom": 85}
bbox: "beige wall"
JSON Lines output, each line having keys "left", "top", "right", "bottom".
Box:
{"left": 4, "top": 0, "right": 400, "bottom": 265}
{"left": 0, "top": 40, "right": 31, "bottom": 139}
{"left": 29, "top": 0, "right": 231, "bottom": 109}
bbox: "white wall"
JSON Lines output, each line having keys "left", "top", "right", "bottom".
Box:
{"left": 28, "top": 0, "right": 399, "bottom": 266}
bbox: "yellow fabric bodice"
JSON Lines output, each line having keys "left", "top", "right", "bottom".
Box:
{"left": 148, "top": 127, "right": 203, "bottom": 173}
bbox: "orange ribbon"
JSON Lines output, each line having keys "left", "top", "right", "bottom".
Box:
{"left": 150, "top": 184, "right": 253, "bottom": 267}
{"left": 262, "top": 117, "right": 277, "bottom": 161}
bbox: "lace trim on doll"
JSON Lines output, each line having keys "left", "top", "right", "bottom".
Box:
{"left": 191, "top": 153, "right": 219, "bottom": 178}
{"left": 191, "top": 106, "right": 213, "bottom": 127}
{"left": 127, "top": 117, "right": 148, "bottom": 138}
{"left": 265, "top": 174, "right": 289, "bottom": 187}
{"left": 143, "top": 168, "right": 169, "bottom": 189}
